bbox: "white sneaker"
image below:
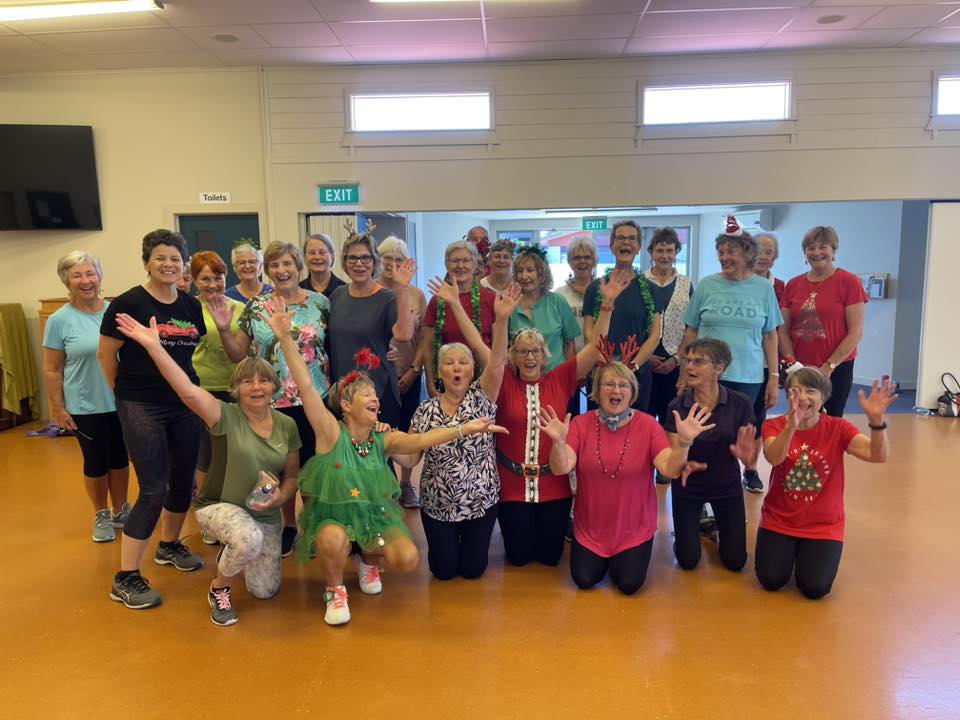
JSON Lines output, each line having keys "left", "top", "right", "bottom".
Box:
{"left": 354, "top": 554, "right": 382, "bottom": 595}
{"left": 323, "top": 585, "right": 350, "bottom": 625}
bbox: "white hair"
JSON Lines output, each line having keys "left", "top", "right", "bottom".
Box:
{"left": 231, "top": 243, "right": 263, "bottom": 265}
{"left": 379, "top": 235, "right": 410, "bottom": 259}
{"left": 57, "top": 251, "right": 103, "bottom": 285}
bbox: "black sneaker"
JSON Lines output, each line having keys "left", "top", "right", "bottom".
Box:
{"left": 655, "top": 471, "right": 671, "bottom": 485}
{"left": 208, "top": 585, "right": 238, "bottom": 627}
{"left": 743, "top": 469, "right": 764, "bottom": 494}
{"left": 564, "top": 512, "right": 574, "bottom": 543}
{"left": 154, "top": 540, "right": 204, "bottom": 572}
{"left": 281, "top": 526, "right": 298, "bottom": 558}
{"left": 109, "top": 572, "right": 162, "bottom": 609}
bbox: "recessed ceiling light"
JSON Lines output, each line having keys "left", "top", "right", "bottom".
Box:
{"left": 212, "top": 33, "right": 241, "bottom": 43}
{"left": 0, "top": 0, "right": 162, "bottom": 22}
{"left": 816, "top": 14, "right": 846, "bottom": 25}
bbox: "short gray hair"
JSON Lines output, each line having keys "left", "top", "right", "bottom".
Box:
{"left": 567, "top": 235, "right": 598, "bottom": 266}
{"left": 57, "top": 251, "right": 103, "bottom": 285}
{"left": 231, "top": 243, "right": 262, "bottom": 266}
{"left": 754, "top": 231, "right": 780, "bottom": 261}
{"left": 438, "top": 342, "right": 474, "bottom": 367}
{"left": 379, "top": 235, "right": 410, "bottom": 259}
{"left": 444, "top": 240, "right": 478, "bottom": 267}
{"left": 303, "top": 233, "right": 335, "bottom": 258}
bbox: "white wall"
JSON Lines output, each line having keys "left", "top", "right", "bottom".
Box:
{"left": 918, "top": 202, "right": 960, "bottom": 408}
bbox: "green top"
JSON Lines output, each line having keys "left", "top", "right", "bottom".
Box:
{"left": 192, "top": 298, "right": 244, "bottom": 392}
{"left": 194, "top": 401, "right": 302, "bottom": 525}
{"left": 508, "top": 290, "right": 582, "bottom": 371}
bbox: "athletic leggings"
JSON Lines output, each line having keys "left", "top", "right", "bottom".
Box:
{"left": 498, "top": 497, "right": 573, "bottom": 567}
{"left": 823, "top": 360, "right": 855, "bottom": 418}
{"left": 420, "top": 505, "right": 498, "bottom": 580}
{"left": 754, "top": 527, "right": 843, "bottom": 600}
{"left": 194, "top": 503, "right": 282, "bottom": 599}
{"left": 648, "top": 363, "right": 681, "bottom": 424}
{"left": 570, "top": 537, "right": 653, "bottom": 595}
{"left": 116, "top": 398, "right": 201, "bottom": 540}
{"left": 278, "top": 404, "right": 316, "bottom": 470}
{"left": 72, "top": 411, "right": 128, "bottom": 478}
{"left": 671, "top": 492, "right": 747, "bottom": 572}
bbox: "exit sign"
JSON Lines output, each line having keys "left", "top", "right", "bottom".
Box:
{"left": 318, "top": 183, "right": 360, "bottom": 205}
{"left": 582, "top": 216, "right": 607, "bottom": 231}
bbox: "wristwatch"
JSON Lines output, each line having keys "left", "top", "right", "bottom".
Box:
{"left": 828, "top": 361, "right": 838, "bottom": 371}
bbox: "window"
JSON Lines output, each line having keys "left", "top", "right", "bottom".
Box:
{"left": 349, "top": 92, "right": 491, "bottom": 133}
{"left": 641, "top": 82, "right": 791, "bottom": 126}
{"left": 935, "top": 75, "right": 960, "bottom": 116}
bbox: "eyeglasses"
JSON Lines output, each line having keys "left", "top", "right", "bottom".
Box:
{"left": 613, "top": 235, "right": 639, "bottom": 243}
{"left": 235, "top": 260, "right": 258, "bottom": 267}
{"left": 515, "top": 348, "right": 543, "bottom": 357}
{"left": 569, "top": 255, "right": 594, "bottom": 262}
{"left": 345, "top": 255, "right": 374, "bottom": 265}
{"left": 600, "top": 381, "right": 632, "bottom": 391}
{"left": 448, "top": 258, "right": 474, "bottom": 267}
{"left": 684, "top": 357, "right": 714, "bottom": 367}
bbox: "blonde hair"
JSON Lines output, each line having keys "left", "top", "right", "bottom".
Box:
{"left": 508, "top": 328, "right": 551, "bottom": 367}
{"left": 590, "top": 362, "right": 639, "bottom": 405}
{"left": 513, "top": 251, "right": 553, "bottom": 291}
{"left": 229, "top": 358, "right": 280, "bottom": 399}
{"left": 326, "top": 373, "right": 377, "bottom": 418}
{"left": 262, "top": 241, "right": 304, "bottom": 273}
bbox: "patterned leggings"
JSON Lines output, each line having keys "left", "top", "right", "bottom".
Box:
{"left": 194, "top": 503, "right": 282, "bottom": 599}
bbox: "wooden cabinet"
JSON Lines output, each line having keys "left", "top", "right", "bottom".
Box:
{"left": 38, "top": 297, "right": 70, "bottom": 341}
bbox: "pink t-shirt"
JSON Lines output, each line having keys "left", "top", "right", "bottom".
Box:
{"left": 782, "top": 269, "right": 868, "bottom": 368}
{"left": 566, "top": 411, "right": 669, "bottom": 557}
{"left": 760, "top": 415, "right": 861, "bottom": 542}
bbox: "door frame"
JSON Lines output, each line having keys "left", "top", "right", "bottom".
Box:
{"left": 165, "top": 203, "right": 269, "bottom": 247}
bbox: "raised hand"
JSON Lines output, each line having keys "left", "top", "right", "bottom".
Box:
{"left": 462, "top": 417, "right": 509, "bottom": 436}
{"left": 427, "top": 275, "right": 459, "bottom": 305}
{"left": 858, "top": 377, "right": 898, "bottom": 425}
{"left": 785, "top": 387, "right": 801, "bottom": 428}
{"left": 680, "top": 461, "right": 708, "bottom": 487}
{"left": 206, "top": 292, "right": 234, "bottom": 331}
{"left": 536, "top": 405, "right": 571, "bottom": 444}
{"left": 494, "top": 282, "right": 521, "bottom": 320}
{"left": 729, "top": 424, "right": 759, "bottom": 464}
{"left": 598, "top": 268, "right": 631, "bottom": 304}
{"left": 619, "top": 335, "right": 640, "bottom": 368}
{"left": 263, "top": 296, "right": 294, "bottom": 339}
{"left": 392, "top": 258, "right": 416, "bottom": 288}
{"left": 673, "top": 402, "right": 716, "bottom": 445}
{"left": 115, "top": 313, "right": 161, "bottom": 349}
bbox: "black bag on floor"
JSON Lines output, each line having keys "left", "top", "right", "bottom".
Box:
{"left": 937, "top": 373, "right": 960, "bottom": 417}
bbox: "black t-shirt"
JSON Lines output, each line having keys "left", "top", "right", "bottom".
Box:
{"left": 663, "top": 386, "right": 754, "bottom": 500}
{"left": 300, "top": 273, "right": 346, "bottom": 300}
{"left": 583, "top": 273, "right": 653, "bottom": 373}
{"left": 649, "top": 276, "right": 693, "bottom": 358}
{"left": 100, "top": 285, "right": 206, "bottom": 404}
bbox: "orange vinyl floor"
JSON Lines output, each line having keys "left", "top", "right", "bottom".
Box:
{"left": 1, "top": 414, "right": 958, "bottom": 720}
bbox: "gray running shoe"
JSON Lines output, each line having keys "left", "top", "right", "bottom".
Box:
{"left": 93, "top": 509, "right": 116, "bottom": 543}
{"left": 208, "top": 586, "right": 238, "bottom": 626}
{"left": 111, "top": 502, "right": 131, "bottom": 528}
{"left": 109, "top": 573, "right": 162, "bottom": 609}
{"left": 399, "top": 482, "right": 420, "bottom": 509}
{"left": 154, "top": 541, "right": 204, "bottom": 572}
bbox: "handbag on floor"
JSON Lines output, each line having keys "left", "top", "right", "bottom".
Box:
{"left": 937, "top": 373, "right": 960, "bottom": 417}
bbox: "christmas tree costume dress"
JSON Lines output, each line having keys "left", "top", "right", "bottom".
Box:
{"left": 298, "top": 423, "right": 410, "bottom": 559}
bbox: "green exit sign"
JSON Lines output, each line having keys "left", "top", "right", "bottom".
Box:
{"left": 318, "top": 183, "right": 360, "bottom": 205}
{"left": 582, "top": 216, "right": 607, "bottom": 231}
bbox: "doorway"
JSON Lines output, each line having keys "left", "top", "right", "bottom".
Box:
{"left": 177, "top": 213, "right": 260, "bottom": 286}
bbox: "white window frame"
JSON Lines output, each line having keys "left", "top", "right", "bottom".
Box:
{"left": 636, "top": 76, "right": 796, "bottom": 141}
{"left": 342, "top": 87, "right": 498, "bottom": 148}
{"left": 929, "top": 70, "right": 960, "bottom": 132}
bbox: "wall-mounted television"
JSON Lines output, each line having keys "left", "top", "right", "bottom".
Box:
{"left": 0, "top": 124, "right": 102, "bottom": 231}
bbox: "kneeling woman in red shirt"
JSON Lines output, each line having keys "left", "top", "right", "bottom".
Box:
{"left": 538, "top": 361, "right": 714, "bottom": 594}
{"left": 758, "top": 368, "right": 895, "bottom": 599}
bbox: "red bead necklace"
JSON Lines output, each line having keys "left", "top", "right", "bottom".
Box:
{"left": 594, "top": 411, "right": 633, "bottom": 478}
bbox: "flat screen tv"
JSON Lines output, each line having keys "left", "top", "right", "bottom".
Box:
{"left": 0, "top": 124, "right": 102, "bottom": 231}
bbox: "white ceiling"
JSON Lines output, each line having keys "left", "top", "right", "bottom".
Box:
{"left": 1, "top": 0, "right": 960, "bottom": 73}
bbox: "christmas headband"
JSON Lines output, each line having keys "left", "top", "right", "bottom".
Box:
{"left": 340, "top": 348, "right": 382, "bottom": 393}
{"left": 724, "top": 215, "right": 743, "bottom": 237}
{"left": 515, "top": 243, "right": 548, "bottom": 262}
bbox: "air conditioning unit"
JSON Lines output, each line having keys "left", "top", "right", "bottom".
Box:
{"left": 735, "top": 208, "right": 774, "bottom": 232}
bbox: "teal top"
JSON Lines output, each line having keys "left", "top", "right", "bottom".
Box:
{"left": 42, "top": 302, "right": 115, "bottom": 415}
{"left": 509, "top": 290, "right": 582, "bottom": 371}
{"left": 683, "top": 274, "right": 783, "bottom": 384}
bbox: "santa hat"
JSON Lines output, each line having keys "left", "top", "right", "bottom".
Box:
{"left": 724, "top": 215, "right": 743, "bottom": 237}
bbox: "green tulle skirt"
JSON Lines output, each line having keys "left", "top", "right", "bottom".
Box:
{"left": 297, "top": 425, "right": 410, "bottom": 559}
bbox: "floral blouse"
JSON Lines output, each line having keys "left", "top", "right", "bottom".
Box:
{"left": 238, "top": 291, "right": 330, "bottom": 408}
{"left": 410, "top": 382, "right": 499, "bottom": 522}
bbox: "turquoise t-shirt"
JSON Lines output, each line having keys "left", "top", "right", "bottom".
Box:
{"left": 42, "top": 302, "right": 116, "bottom": 415}
{"left": 683, "top": 274, "right": 783, "bottom": 384}
{"left": 509, "top": 290, "right": 582, "bottom": 371}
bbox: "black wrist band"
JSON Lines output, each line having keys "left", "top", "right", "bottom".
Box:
{"left": 868, "top": 422, "right": 887, "bottom": 431}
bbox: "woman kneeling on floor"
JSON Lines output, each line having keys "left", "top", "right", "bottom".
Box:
{"left": 538, "top": 358, "right": 715, "bottom": 594}
{"left": 266, "top": 298, "right": 506, "bottom": 626}
{"left": 757, "top": 368, "right": 894, "bottom": 599}
{"left": 115, "top": 314, "right": 301, "bottom": 626}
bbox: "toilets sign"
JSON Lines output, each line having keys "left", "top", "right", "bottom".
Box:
{"left": 318, "top": 183, "right": 360, "bottom": 205}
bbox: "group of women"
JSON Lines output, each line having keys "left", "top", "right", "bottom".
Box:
{"left": 40, "top": 215, "right": 893, "bottom": 628}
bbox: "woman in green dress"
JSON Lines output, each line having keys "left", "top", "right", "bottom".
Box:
{"left": 267, "top": 298, "right": 506, "bottom": 626}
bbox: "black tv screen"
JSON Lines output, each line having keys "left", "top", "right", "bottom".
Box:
{"left": 0, "top": 124, "right": 102, "bottom": 231}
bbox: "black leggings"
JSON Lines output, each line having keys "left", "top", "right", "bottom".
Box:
{"left": 570, "top": 537, "right": 653, "bottom": 595}
{"left": 396, "top": 375, "right": 423, "bottom": 432}
{"left": 649, "top": 363, "right": 681, "bottom": 424}
{"left": 72, "top": 411, "right": 128, "bottom": 477}
{"left": 671, "top": 492, "right": 746, "bottom": 572}
{"left": 420, "top": 505, "right": 498, "bottom": 580}
{"left": 823, "top": 360, "right": 855, "bottom": 418}
{"left": 751, "top": 367, "right": 771, "bottom": 439}
{"left": 278, "top": 404, "right": 316, "bottom": 469}
{"left": 755, "top": 527, "right": 843, "bottom": 600}
{"left": 498, "top": 497, "right": 573, "bottom": 567}
{"left": 115, "top": 398, "right": 201, "bottom": 540}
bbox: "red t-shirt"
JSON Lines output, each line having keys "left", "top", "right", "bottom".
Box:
{"left": 566, "top": 411, "right": 668, "bottom": 557}
{"left": 760, "top": 415, "right": 861, "bottom": 541}
{"left": 781, "top": 269, "right": 868, "bottom": 367}
{"left": 773, "top": 276, "right": 786, "bottom": 306}
{"left": 496, "top": 357, "right": 578, "bottom": 503}
{"left": 423, "top": 286, "right": 496, "bottom": 348}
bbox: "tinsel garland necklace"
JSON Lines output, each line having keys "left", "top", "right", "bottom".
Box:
{"left": 433, "top": 282, "right": 482, "bottom": 389}
{"left": 592, "top": 266, "right": 656, "bottom": 335}
{"left": 594, "top": 411, "right": 632, "bottom": 478}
